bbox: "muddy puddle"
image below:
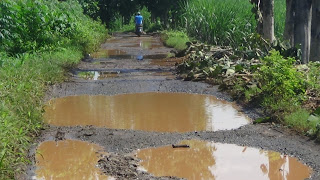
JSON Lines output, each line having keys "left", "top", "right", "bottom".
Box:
{"left": 44, "top": 93, "right": 250, "bottom": 132}
{"left": 91, "top": 49, "right": 127, "bottom": 59}
{"left": 35, "top": 140, "right": 113, "bottom": 180}
{"left": 150, "top": 58, "right": 183, "bottom": 67}
{"left": 77, "top": 71, "right": 119, "bottom": 80}
{"left": 120, "top": 37, "right": 162, "bottom": 49}
{"left": 136, "top": 139, "right": 312, "bottom": 180}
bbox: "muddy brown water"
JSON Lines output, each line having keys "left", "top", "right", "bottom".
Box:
{"left": 91, "top": 49, "right": 127, "bottom": 59}
{"left": 136, "top": 139, "right": 312, "bottom": 180}
{"left": 35, "top": 140, "right": 114, "bottom": 180}
{"left": 44, "top": 93, "right": 250, "bottom": 132}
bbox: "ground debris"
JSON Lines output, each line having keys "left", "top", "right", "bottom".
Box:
{"left": 98, "top": 153, "right": 182, "bottom": 180}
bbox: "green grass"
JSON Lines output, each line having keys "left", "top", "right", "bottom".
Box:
{"left": 179, "top": 0, "right": 286, "bottom": 47}
{"left": 274, "top": 0, "right": 286, "bottom": 39}
{"left": 0, "top": 49, "right": 85, "bottom": 179}
{"left": 284, "top": 109, "right": 312, "bottom": 132}
{"left": 161, "top": 31, "right": 190, "bottom": 51}
{"left": 0, "top": 0, "right": 107, "bottom": 178}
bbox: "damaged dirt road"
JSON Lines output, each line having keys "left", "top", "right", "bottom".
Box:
{"left": 27, "top": 33, "right": 320, "bottom": 180}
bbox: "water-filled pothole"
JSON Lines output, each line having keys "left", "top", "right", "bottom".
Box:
{"left": 136, "top": 139, "right": 312, "bottom": 180}
{"left": 35, "top": 140, "right": 113, "bottom": 179}
{"left": 44, "top": 93, "right": 250, "bottom": 132}
{"left": 91, "top": 49, "right": 127, "bottom": 59}
{"left": 77, "top": 71, "right": 120, "bottom": 80}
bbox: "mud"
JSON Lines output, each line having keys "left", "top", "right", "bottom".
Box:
{"left": 25, "top": 33, "right": 320, "bottom": 180}
{"left": 44, "top": 93, "right": 250, "bottom": 132}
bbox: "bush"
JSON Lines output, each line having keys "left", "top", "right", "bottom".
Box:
{"left": 246, "top": 50, "right": 307, "bottom": 117}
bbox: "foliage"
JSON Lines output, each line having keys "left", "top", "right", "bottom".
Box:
{"left": 253, "top": 51, "right": 307, "bottom": 113}
{"left": 177, "top": 44, "right": 320, "bottom": 138}
{"left": 180, "top": 0, "right": 256, "bottom": 48}
{"left": 0, "top": 0, "right": 107, "bottom": 178}
{"left": 284, "top": 108, "right": 320, "bottom": 140}
{"left": 161, "top": 31, "right": 190, "bottom": 51}
{"left": 0, "top": 0, "right": 107, "bottom": 55}
{"left": 77, "top": 0, "right": 100, "bottom": 20}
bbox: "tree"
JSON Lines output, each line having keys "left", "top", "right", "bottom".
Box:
{"left": 284, "top": 0, "right": 294, "bottom": 46}
{"left": 250, "top": 0, "right": 275, "bottom": 42}
{"left": 284, "top": 0, "right": 313, "bottom": 63}
{"left": 310, "top": 0, "right": 320, "bottom": 62}
{"left": 294, "top": 0, "right": 312, "bottom": 64}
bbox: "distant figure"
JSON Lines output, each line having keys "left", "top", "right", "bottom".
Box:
{"left": 135, "top": 12, "right": 143, "bottom": 36}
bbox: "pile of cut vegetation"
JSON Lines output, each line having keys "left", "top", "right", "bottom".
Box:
{"left": 177, "top": 41, "right": 320, "bottom": 141}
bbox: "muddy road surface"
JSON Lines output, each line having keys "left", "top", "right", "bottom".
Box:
{"left": 26, "top": 33, "right": 320, "bottom": 180}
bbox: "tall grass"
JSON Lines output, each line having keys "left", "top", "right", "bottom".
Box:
{"left": 0, "top": 0, "right": 107, "bottom": 178}
{"left": 274, "top": 0, "right": 286, "bottom": 39}
{"left": 179, "top": 0, "right": 286, "bottom": 47}
{"left": 180, "top": 0, "right": 256, "bottom": 47}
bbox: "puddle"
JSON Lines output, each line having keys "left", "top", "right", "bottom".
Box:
{"left": 77, "top": 71, "right": 119, "bottom": 80}
{"left": 35, "top": 140, "right": 112, "bottom": 180}
{"left": 143, "top": 54, "right": 168, "bottom": 60}
{"left": 91, "top": 49, "right": 127, "bottom": 59}
{"left": 136, "top": 139, "right": 312, "bottom": 180}
{"left": 44, "top": 93, "right": 250, "bottom": 132}
{"left": 150, "top": 58, "right": 183, "bottom": 67}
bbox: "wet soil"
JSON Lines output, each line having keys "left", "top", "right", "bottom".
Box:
{"left": 26, "top": 33, "right": 320, "bottom": 180}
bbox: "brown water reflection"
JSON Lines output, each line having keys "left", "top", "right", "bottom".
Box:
{"left": 91, "top": 49, "right": 127, "bottom": 59}
{"left": 136, "top": 139, "right": 312, "bottom": 180}
{"left": 44, "top": 93, "right": 250, "bottom": 132}
{"left": 35, "top": 140, "right": 111, "bottom": 180}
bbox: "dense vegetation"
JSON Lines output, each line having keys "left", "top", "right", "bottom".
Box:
{"left": 167, "top": 0, "right": 320, "bottom": 140}
{"left": 0, "top": 0, "right": 107, "bottom": 178}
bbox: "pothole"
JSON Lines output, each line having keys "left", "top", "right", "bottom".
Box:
{"left": 44, "top": 93, "right": 251, "bottom": 132}
{"left": 91, "top": 49, "right": 127, "bottom": 59}
{"left": 35, "top": 140, "right": 114, "bottom": 180}
{"left": 76, "top": 71, "right": 120, "bottom": 80}
{"left": 135, "top": 139, "right": 312, "bottom": 180}
{"left": 150, "top": 58, "right": 183, "bottom": 67}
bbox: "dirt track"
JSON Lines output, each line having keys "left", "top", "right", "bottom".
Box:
{"left": 26, "top": 33, "right": 320, "bottom": 180}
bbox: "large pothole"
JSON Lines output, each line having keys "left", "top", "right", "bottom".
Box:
{"left": 44, "top": 93, "right": 251, "bottom": 132}
{"left": 135, "top": 139, "right": 312, "bottom": 180}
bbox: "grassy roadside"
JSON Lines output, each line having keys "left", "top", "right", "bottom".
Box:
{"left": 0, "top": 0, "right": 108, "bottom": 178}
{"left": 0, "top": 43, "right": 107, "bottom": 179}
{"left": 160, "top": 31, "right": 190, "bottom": 51}
{"left": 161, "top": 30, "right": 320, "bottom": 141}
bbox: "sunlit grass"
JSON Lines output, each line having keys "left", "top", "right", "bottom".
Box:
{"left": 161, "top": 31, "right": 190, "bottom": 51}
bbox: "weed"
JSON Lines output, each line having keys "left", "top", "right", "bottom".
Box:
{"left": 161, "top": 31, "right": 190, "bottom": 51}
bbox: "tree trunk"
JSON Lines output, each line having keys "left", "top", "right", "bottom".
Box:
{"left": 256, "top": 0, "right": 264, "bottom": 36}
{"left": 284, "top": 0, "right": 295, "bottom": 46}
{"left": 251, "top": 0, "right": 274, "bottom": 42}
{"left": 262, "top": 0, "right": 275, "bottom": 41}
{"left": 294, "top": 0, "right": 312, "bottom": 64}
{"left": 310, "top": 0, "right": 320, "bottom": 62}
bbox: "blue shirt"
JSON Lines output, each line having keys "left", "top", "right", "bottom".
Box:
{"left": 135, "top": 15, "right": 143, "bottom": 25}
